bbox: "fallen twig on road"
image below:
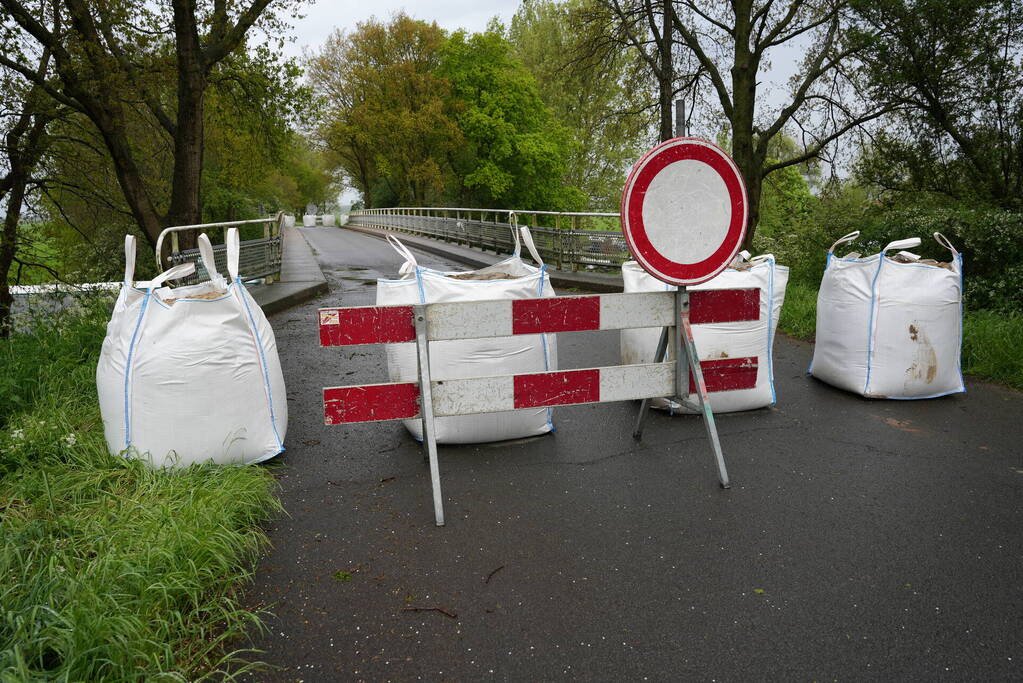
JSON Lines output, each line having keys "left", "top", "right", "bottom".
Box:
{"left": 485, "top": 565, "right": 505, "bottom": 584}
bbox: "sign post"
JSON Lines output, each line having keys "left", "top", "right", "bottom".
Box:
{"left": 620, "top": 137, "right": 749, "bottom": 488}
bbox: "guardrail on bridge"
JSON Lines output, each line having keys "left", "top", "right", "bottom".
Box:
{"left": 347, "top": 207, "right": 629, "bottom": 272}
{"left": 158, "top": 212, "right": 285, "bottom": 285}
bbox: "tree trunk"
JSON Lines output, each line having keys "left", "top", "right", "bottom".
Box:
{"left": 91, "top": 108, "right": 165, "bottom": 247}
{"left": 165, "top": 73, "right": 206, "bottom": 231}
{"left": 742, "top": 172, "right": 763, "bottom": 248}
{"left": 164, "top": 68, "right": 206, "bottom": 255}
{"left": 1, "top": 101, "right": 53, "bottom": 337}
{"left": 729, "top": 0, "right": 762, "bottom": 247}
{"left": 166, "top": 0, "right": 208, "bottom": 257}
{"left": 0, "top": 174, "right": 27, "bottom": 338}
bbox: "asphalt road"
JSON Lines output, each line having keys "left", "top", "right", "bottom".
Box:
{"left": 241, "top": 226, "right": 1023, "bottom": 682}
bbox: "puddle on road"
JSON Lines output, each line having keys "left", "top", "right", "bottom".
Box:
{"left": 330, "top": 266, "right": 383, "bottom": 286}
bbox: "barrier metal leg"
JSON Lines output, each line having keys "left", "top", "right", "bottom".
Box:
{"left": 676, "top": 289, "right": 731, "bottom": 489}
{"left": 413, "top": 305, "right": 445, "bottom": 526}
{"left": 632, "top": 326, "right": 670, "bottom": 439}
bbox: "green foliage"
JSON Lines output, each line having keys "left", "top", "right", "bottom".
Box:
{"left": 853, "top": 0, "right": 1022, "bottom": 208}
{"left": 439, "top": 29, "right": 585, "bottom": 211}
{"left": 508, "top": 0, "right": 651, "bottom": 209}
{"left": 2, "top": 222, "right": 62, "bottom": 287}
{"left": 308, "top": 15, "right": 584, "bottom": 212}
{"left": 308, "top": 16, "right": 459, "bottom": 208}
{"left": 757, "top": 165, "right": 815, "bottom": 242}
{"left": 0, "top": 302, "right": 280, "bottom": 679}
{"left": 755, "top": 175, "right": 1023, "bottom": 313}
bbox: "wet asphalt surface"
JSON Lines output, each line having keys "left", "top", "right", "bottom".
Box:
{"left": 241, "top": 227, "right": 1023, "bottom": 682}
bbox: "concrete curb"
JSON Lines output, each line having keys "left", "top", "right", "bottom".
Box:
{"left": 250, "top": 224, "right": 329, "bottom": 315}
{"left": 343, "top": 224, "right": 624, "bottom": 293}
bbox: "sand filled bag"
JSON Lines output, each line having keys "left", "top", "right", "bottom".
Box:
{"left": 96, "top": 229, "right": 287, "bottom": 467}
{"left": 809, "top": 231, "right": 965, "bottom": 399}
{"left": 621, "top": 252, "right": 789, "bottom": 413}
{"left": 377, "top": 227, "right": 557, "bottom": 444}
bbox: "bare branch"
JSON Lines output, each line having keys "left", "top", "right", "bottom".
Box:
{"left": 667, "top": 3, "right": 733, "bottom": 118}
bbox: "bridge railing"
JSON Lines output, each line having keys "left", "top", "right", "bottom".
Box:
{"left": 347, "top": 207, "right": 629, "bottom": 272}
{"left": 158, "top": 212, "right": 285, "bottom": 285}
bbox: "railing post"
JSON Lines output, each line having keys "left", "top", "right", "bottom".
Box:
{"left": 571, "top": 215, "right": 579, "bottom": 271}
{"left": 554, "top": 214, "right": 563, "bottom": 270}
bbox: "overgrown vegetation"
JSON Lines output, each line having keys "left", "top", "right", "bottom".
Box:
{"left": 0, "top": 302, "right": 281, "bottom": 680}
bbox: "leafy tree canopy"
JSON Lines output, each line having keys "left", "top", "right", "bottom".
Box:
{"left": 308, "top": 15, "right": 584, "bottom": 211}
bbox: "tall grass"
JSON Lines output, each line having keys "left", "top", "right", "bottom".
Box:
{"left": 1, "top": 302, "right": 281, "bottom": 680}
{"left": 961, "top": 310, "right": 1023, "bottom": 390}
{"left": 776, "top": 281, "right": 1023, "bottom": 391}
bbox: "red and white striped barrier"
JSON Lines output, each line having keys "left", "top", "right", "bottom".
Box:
{"left": 319, "top": 289, "right": 759, "bottom": 526}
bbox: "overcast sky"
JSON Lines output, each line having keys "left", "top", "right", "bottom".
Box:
{"left": 281, "top": 0, "right": 522, "bottom": 60}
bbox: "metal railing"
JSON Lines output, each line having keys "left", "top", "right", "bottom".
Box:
{"left": 159, "top": 212, "right": 285, "bottom": 285}
{"left": 347, "top": 207, "right": 630, "bottom": 271}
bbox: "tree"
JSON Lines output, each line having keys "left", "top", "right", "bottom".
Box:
{"left": 7, "top": 44, "right": 321, "bottom": 288}
{"left": 438, "top": 28, "right": 585, "bottom": 210}
{"left": 756, "top": 135, "right": 817, "bottom": 242}
{"left": 508, "top": 0, "right": 653, "bottom": 208}
{"left": 594, "top": 0, "right": 705, "bottom": 143}
{"left": 0, "top": 16, "right": 62, "bottom": 336}
{"left": 200, "top": 51, "right": 328, "bottom": 220}
{"left": 0, "top": 0, "right": 293, "bottom": 249}
{"left": 601, "top": 0, "right": 890, "bottom": 246}
{"left": 307, "top": 15, "right": 461, "bottom": 208}
{"left": 309, "top": 19, "right": 583, "bottom": 211}
{"left": 852, "top": 0, "right": 1022, "bottom": 209}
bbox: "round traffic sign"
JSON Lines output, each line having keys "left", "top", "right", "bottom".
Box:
{"left": 620, "top": 137, "right": 748, "bottom": 286}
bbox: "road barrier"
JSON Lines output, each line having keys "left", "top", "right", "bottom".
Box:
{"left": 319, "top": 288, "right": 760, "bottom": 526}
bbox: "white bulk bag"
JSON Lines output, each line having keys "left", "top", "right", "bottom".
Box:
{"left": 377, "top": 228, "right": 557, "bottom": 444}
{"left": 96, "top": 229, "right": 288, "bottom": 467}
{"left": 810, "top": 231, "right": 964, "bottom": 399}
{"left": 621, "top": 254, "right": 789, "bottom": 413}
{"left": 303, "top": 214, "right": 316, "bottom": 227}
{"left": 321, "top": 214, "right": 336, "bottom": 227}
{"left": 283, "top": 214, "right": 296, "bottom": 229}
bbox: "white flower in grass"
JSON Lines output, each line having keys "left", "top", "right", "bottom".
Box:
{"left": 63, "top": 433, "right": 77, "bottom": 447}
{"left": 11, "top": 429, "right": 24, "bottom": 441}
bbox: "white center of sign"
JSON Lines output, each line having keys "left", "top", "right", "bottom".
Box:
{"left": 641, "top": 159, "right": 731, "bottom": 264}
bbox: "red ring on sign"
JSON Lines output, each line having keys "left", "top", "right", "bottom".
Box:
{"left": 620, "top": 138, "right": 747, "bottom": 286}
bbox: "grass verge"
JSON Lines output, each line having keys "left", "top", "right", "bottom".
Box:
{"left": 961, "top": 310, "right": 1023, "bottom": 390}
{"left": 777, "top": 280, "right": 1023, "bottom": 391}
{"left": 1, "top": 301, "right": 281, "bottom": 680}
{"left": 777, "top": 279, "right": 818, "bottom": 342}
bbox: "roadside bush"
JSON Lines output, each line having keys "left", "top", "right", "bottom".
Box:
{"left": 758, "top": 195, "right": 1023, "bottom": 313}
